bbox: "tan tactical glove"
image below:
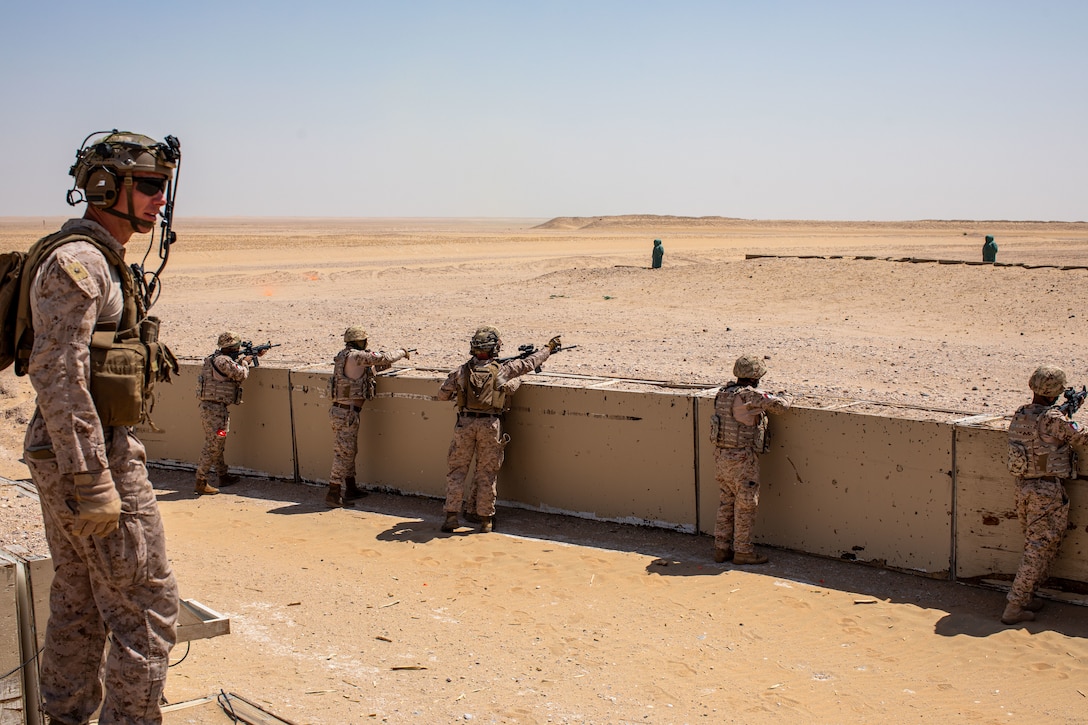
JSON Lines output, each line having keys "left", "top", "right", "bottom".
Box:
{"left": 71, "top": 471, "right": 121, "bottom": 537}
{"left": 546, "top": 336, "right": 562, "bottom": 352}
{"left": 400, "top": 348, "right": 410, "bottom": 360}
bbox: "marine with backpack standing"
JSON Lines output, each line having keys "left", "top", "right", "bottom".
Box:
{"left": 14, "top": 131, "right": 181, "bottom": 724}
{"left": 436, "top": 327, "right": 561, "bottom": 533}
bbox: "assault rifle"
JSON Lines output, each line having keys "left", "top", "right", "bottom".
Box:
{"left": 498, "top": 342, "right": 578, "bottom": 372}
{"left": 240, "top": 340, "right": 280, "bottom": 367}
{"left": 1059, "top": 386, "right": 1088, "bottom": 418}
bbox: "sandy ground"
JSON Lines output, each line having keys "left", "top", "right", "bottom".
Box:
{"left": 1, "top": 216, "right": 1088, "bottom": 723}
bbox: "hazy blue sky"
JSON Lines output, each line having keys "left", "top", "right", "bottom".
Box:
{"left": 2, "top": 1, "right": 1085, "bottom": 220}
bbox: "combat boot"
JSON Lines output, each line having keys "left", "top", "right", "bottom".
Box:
{"left": 194, "top": 477, "right": 219, "bottom": 496}
{"left": 344, "top": 476, "right": 367, "bottom": 501}
{"left": 218, "top": 471, "right": 240, "bottom": 487}
{"left": 713, "top": 547, "right": 733, "bottom": 564}
{"left": 325, "top": 484, "right": 352, "bottom": 508}
{"left": 732, "top": 551, "right": 768, "bottom": 566}
{"left": 1001, "top": 602, "right": 1035, "bottom": 625}
{"left": 441, "top": 512, "right": 460, "bottom": 532}
{"left": 479, "top": 516, "right": 493, "bottom": 533}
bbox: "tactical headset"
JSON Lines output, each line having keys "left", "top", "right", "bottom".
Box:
{"left": 66, "top": 130, "right": 182, "bottom": 310}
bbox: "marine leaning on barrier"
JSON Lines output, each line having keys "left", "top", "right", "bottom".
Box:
{"left": 710, "top": 354, "right": 791, "bottom": 566}
{"left": 436, "top": 326, "right": 562, "bottom": 534}
{"left": 325, "top": 326, "right": 411, "bottom": 508}
{"left": 1002, "top": 365, "right": 1088, "bottom": 625}
{"left": 195, "top": 330, "right": 268, "bottom": 494}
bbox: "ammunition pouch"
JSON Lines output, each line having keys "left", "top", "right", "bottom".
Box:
{"left": 89, "top": 316, "right": 178, "bottom": 427}
{"left": 462, "top": 361, "right": 506, "bottom": 414}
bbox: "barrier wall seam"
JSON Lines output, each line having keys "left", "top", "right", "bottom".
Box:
{"left": 691, "top": 396, "right": 701, "bottom": 535}
{"left": 287, "top": 369, "right": 300, "bottom": 483}
{"left": 949, "top": 424, "right": 959, "bottom": 582}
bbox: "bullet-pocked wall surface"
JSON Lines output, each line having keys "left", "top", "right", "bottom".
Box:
{"left": 140, "top": 363, "right": 295, "bottom": 480}
{"left": 954, "top": 423, "right": 1088, "bottom": 584}
{"left": 136, "top": 364, "right": 1088, "bottom": 590}
{"left": 501, "top": 384, "right": 696, "bottom": 529}
{"left": 696, "top": 400, "right": 953, "bottom": 574}
{"left": 291, "top": 369, "right": 452, "bottom": 497}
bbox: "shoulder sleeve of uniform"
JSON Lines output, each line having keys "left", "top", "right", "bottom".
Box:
{"left": 36, "top": 246, "right": 110, "bottom": 302}
{"left": 213, "top": 354, "right": 249, "bottom": 380}
{"left": 760, "top": 391, "right": 791, "bottom": 413}
{"left": 1041, "top": 408, "right": 1084, "bottom": 442}
{"left": 436, "top": 367, "right": 462, "bottom": 400}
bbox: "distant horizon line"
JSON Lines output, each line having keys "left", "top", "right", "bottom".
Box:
{"left": 1, "top": 214, "right": 1085, "bottom": 225}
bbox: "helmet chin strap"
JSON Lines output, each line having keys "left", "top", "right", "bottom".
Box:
{"left": 101, "top": 176, "right": 152, "bottom": 233}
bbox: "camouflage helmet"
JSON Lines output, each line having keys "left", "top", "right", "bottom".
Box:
{"left": 217, "top": 331, "right": 242, "bottom": 349}
{"left": 470, "top": 326, "right": 501, "bottom": 352}
{"left": 344, "top": 326, "right": 368, "bottom": 343}
{"left": 1028, "top": 365, "right": 1067, "bottom": 397}
{"left": 69, "top": 130, "right": 179, "bottom": 208}
{"left": 733, "top": 354, "right": 767, "bottom": 380}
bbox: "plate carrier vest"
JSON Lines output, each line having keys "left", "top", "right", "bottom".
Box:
{"left": 198, "top": 353, "right": 243, "bottom": 405}
{"left": 1007, "top": 403, "right": 1076, "bottom": 478}
{"left": 329, "top": 347, "right": 377, "bottom": 403}
{"left": 15, "top": 231, "right": 178, "bottom": 427}
{"left": 710, "top": 383, "right": 768, "bottom": 452}
{"left": 456, "top": 359, "right": 506, "bottom": 414}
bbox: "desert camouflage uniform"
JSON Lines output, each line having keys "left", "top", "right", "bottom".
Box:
{"left": 1006, "top": 404, "right": 1084, "bottom": 607}
{"left": 23, "top": 219, "right": 178, "bottom": 725}
{"left": 328, "top": 346, "right": 406, "bottom": 486}
{"left": 196, "top": 352, "right": 250, "bottom": 481}
{"left": 437, "top": 347, "right": 551, "bottom": 517}
{"left": 712, "top": 384, "right": 790, "bottom": 554}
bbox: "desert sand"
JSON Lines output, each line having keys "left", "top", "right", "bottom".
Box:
{"left": 1, "top": 216, "right": 1087, "bottom": 723}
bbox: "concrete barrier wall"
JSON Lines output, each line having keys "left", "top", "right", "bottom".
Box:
{"left": 953, "top": 423, "right": 1088, "bottom": 584}
{"left": 136, "top": 364, "right": 1088, "bottom": 588}
{"left": 501, "top": 384, "right": 696, "bottom": 528}
{"left": 138, "top": 363, "right": 295, "bottom": 480}
{"left": 696, "top": 399, "right": 953, "bottom": 575}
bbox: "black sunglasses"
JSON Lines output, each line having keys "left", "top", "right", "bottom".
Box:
{"left": 132, "top": 177, "right": 168, "bottom": 196}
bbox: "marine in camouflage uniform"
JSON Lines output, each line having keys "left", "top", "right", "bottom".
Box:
{"left": 436, "top": 327, "right": 560, "bottom": 533}
{"left": 22, "top": 132, "right": 180, "bottom": 725}
{"left": 1001, "top": 365, "right": 1087, "bottom": 625}
{"left": 710, "top": 354, "right": 791, "bottom": 565}
{"left": 326, "top": 325, "right": 409, "bottom": 507}
{"left": 195, "top": 331, "right": 263, "bottom": 494}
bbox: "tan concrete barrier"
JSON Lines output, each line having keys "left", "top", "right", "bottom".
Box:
{"left": 954, "top": 421, "right": 1088, "bottom": 585}
{"left": 696, "top": 400, "right": 954, "bottom": 575}
{"left": 291, "top": 368, "right": 451, "bottom": 496}
{"left": 137, "top": 363, "right": 1087, "bottom": 590}
{"left": 138, "top": 363, "right": 295, "bottom": 480}
{"left": 499, "top": 383, "right": 696, "bottom": 529}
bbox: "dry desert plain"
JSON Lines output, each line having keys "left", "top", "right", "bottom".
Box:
{"left": 1, "top": 215, "right": 1088, "bottom": 723}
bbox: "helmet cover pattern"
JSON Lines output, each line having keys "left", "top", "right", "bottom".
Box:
{"left": 70, "top": 131, "right": 178, "bottom": 190}
{"left": 471, "top": 326, "right": 501, "bottom": 351}
{"left": 344, "top": 326, "right": 368, "bottom": 343}
{"left": 733, "top": 354, "right": 768, "bottom": 380}
{"left": 1029, "top": 365, "right": 1067, "bottom": 397}
{"left": 217, "top": 331, "right": 242, "bottom": 349}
